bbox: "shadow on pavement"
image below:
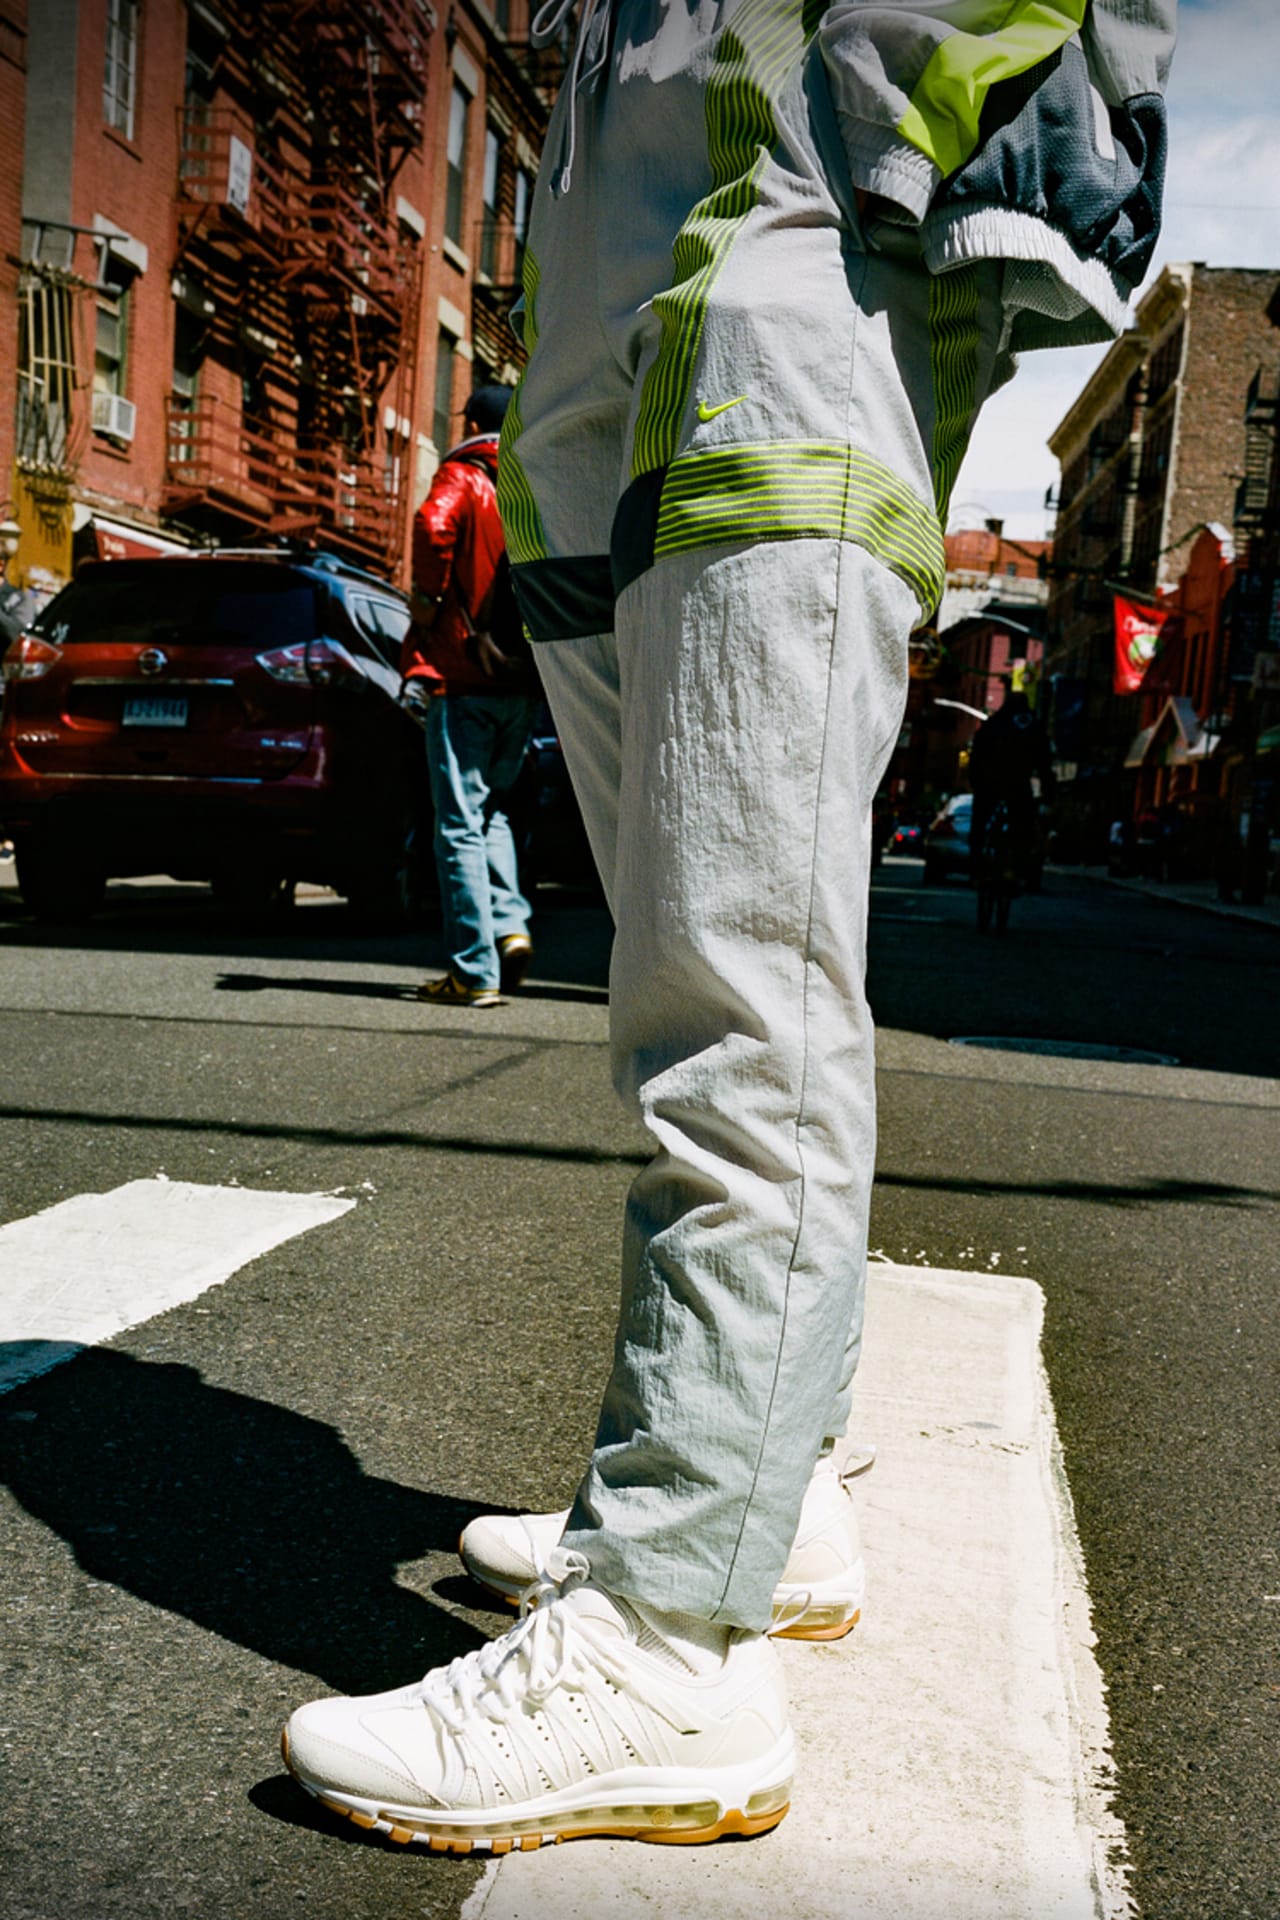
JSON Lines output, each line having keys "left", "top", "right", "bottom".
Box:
{"left": 217, "top": 971, "right": 418, "bottom": 1002}
{"left": 876, "top": 1169, "right": 1280, "bottom": 1211}
{"left": 246, "top": 1772, "right": 470, "bottom": 1852}
{"left": 867, "top": 867, "right": 1280, "bottom": 1082}
{"left": 0, "top": 1102, "right": 646, "bottom": 1165}
{"left": 0, "top": 883, "right": 614, "bottom": 993}
{"left": 214, "top": 970, "right": 609, "bottom": 1006}
{"left": 0, "top": 1343, "right": 504, "bottom": 1695}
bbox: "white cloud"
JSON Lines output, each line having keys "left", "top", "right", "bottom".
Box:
{"left": 1159, "top": 0, "right": 1280, "bottom": 118}
{"left": 954, "top": 1, "right": 1280, "bottom": 539}
{"left": 953, "top": 345, "right": 1107, "bottom": 539}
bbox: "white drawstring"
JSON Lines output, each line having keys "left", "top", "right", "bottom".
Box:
{"left": 531, "top": 0, "right": 610, "bottom": 196}
{"left": 530, "top": 0, "right": 579, "bottom": 40}
{"left": 417, "top": 1552, "right": 625, "bottom": 1730}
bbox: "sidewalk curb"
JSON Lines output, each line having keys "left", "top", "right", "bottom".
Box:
{"left": 1074, "top": 866, "right": 1280, "bottom": 934}
{"left": 462, "top": 1263, "right": 1130, "bottom": 1920}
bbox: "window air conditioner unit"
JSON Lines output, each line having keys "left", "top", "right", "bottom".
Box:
{"left": 92, "top": 391, "right": 137, "bottom": 442}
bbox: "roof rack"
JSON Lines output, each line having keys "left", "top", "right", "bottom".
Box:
{"left": 185, "top": 542, "right": 400, "bottom": 589}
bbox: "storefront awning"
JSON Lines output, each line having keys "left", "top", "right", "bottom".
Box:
{"left": 1124, "top": 695, "right": 1218, "bottom": 769}
{"left": 87, "top": 516, "right": 195, "bottom": 562}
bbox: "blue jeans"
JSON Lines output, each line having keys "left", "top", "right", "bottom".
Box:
{"left": 424, "top": 693, "right": 537, "bottom": 990}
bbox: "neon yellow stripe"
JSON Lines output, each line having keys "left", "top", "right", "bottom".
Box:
{"left": 929, "top": 266, "right": 980, "bottom": 526}
{"left": 897, "top": 2, "right": 1089, "bottom": 176}
{"left": 653, "top": 441, "right": 945, "bottom": 616}
{"left": 522, "top": 248, "right": 541, "bottom": 352}
{"left": 496, "top": 250, "right": 549, "bottom": 565}
{"left": 631, "top": 0, "right": 824, "bottom": 479}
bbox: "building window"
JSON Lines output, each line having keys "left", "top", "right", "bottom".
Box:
{"left": 170, "top": 305, "right": 204, "bottom": 464}
{"left": 240, "top": 354, "right": 271, "bottom": 461}
{"left": 480, "top": 125, "right": 502, "bottom": 278}
{"left": 103, "top": 0, "right": 140, "bottom": 140}
{"left": 95, "top": 274, "right": 131, "bottom": 402}
{"left": 384, "top": 425, "right": 408, "bottom": 504}
{"left": 445, "top": 83, "right": 470, "bottom": 245}
{"left": 92, "top": 252, "right": 137, "bottom": 444}
{"left": 493, "top": 0, "right": 510, "bottom": 31}
{"left": 513, "top": 166, "right": 532, "bottom": 284}
{"left": 433, "top": 330, "right": 458, "bottom": 451}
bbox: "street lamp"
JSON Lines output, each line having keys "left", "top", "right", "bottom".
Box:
{"left": 985, "top": 611, "right": 1042, "bottom": 641}
{"left": 932, "top": 697, "right": 988, "bottom": 721}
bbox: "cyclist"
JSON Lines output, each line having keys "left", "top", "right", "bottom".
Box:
{"left": 968, "top": 689, "right": 1054, "bottom": 891}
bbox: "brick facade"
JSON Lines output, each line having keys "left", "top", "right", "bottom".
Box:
{"left": 68, "top": 0, "right": 188, "bottom": 531}
{"left": 5, "top": 0, "right": 558, "bottom": 598}
{"left": 417, "top": 3, "right": 557, "bottom": 495}
{"left": 1044, "top": 264, "right": 1280, "bottom": 856}
{"left": 0, "top": 2, "right": 25, "bottom": 503}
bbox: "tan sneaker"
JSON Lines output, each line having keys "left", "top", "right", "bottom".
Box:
{"left": 416, "top": 973, "right": 505, "bottom": 1008}
{"left": 496, "top": 931, "right": 534, "bottom": 991}
{"left": 459, "top": 1448, "right": 870, "bottom": 1643}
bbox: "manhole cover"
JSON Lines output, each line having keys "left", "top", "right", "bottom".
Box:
{"left": 949, "top": 1036, "right": 1180, "bottom": 1067}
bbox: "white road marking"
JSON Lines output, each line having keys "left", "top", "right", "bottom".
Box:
{"left": 0, "top": 1179, "right": 355, "bottom": 1393}
{"left": 464, "top": 1264, "right": 1131, "bottom": 1920}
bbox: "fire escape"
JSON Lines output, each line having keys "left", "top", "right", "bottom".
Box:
{"left": 1236, "top": 366, "right": 1279, "bottom": 548}
{"left": 470, "top": 29, "right": 566, "bottom": 379}
{"left": 165, "top": 0, "right": 434, "bottom": 574}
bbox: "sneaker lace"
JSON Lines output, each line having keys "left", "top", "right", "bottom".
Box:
{"left": 766, "top": 1445, "right": 876, "bottom": 1637}
{"left": 417, "top": 1551, "right": 630, "bottom": 1732}
{"left": 840, "top": 1441, "right": 877, "bottom": 1481}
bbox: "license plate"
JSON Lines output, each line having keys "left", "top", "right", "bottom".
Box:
{"left": 123, "top": 695, "right": 189, "bottom": 728}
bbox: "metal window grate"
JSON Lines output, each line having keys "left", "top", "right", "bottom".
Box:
{"left": 16, "top": 269, "right": 82, "bottom": 479}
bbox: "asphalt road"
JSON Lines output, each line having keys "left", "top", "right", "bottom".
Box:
{"left": 0, "top": 858, "right": 1276, "bottom": 1920}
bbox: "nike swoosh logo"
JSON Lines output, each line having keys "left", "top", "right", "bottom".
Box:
{"left": 696, "top": 396, "right": 746, "bottom": 423}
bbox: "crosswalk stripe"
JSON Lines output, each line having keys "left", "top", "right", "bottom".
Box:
{"left": 0, "top": 1179, "right": 355, "bottom": 1393}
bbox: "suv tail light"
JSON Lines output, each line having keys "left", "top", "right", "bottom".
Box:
{"left": 2, "top": 633, "right": 62, "bottom": 681}
{"left": 256, "top": 637, "right": 363, "bottom": 687}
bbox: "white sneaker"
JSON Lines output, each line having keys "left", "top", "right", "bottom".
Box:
{"left": 283, "top": 1556, "right": 794, "bottom": 1854}
{"left": 459, "top": 1447, "right": 870, "bottom": 1642}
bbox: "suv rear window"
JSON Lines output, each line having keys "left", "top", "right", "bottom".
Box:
{"left": 34, "top": 562, "right": 319, "bottom": 648}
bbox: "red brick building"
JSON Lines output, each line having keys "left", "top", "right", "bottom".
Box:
{"left": 1044, "top": 264, "right": 1280, "bottom": 854}
{"left": 14, "top": 0, "right": 437, "bottom": 587}
{"left": 1123, "top": 526, "right": 1235, "bottom": 875}
{"left": 422, "top": 3, "right": 560, "bottom": 456}
{"left": 878, "top": 528, "right": 1051, "bottom": 813}
{"left": 0, "top": 2, "right": 26, "bottom": 511}
{"left": 6, "top": 1, "right": 559, "bottom": 597}
{"left": 942, "top": 525, "right": 1050, "bottom": 594}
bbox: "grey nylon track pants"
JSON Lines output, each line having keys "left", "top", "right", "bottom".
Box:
{"left": 500, "top": 2, "right": 1006, "bottom": 1627}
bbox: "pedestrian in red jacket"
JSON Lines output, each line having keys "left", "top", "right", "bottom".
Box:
{"left": 403, "top": 387, "right": 538, "bottom": 1006}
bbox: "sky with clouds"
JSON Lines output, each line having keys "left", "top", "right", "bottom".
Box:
{"left": 950, "top": 0, "right": 1280, "bottom": 540}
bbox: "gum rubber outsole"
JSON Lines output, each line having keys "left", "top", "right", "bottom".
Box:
{"left": 457, "top": 1532, "right": 864, "bottom": 1644}
{"left": 283, "top": 1730, "right": 790, "bottom": 1853}
{"left": 770, "top": 1606, "right": 861, "bottom": 1642}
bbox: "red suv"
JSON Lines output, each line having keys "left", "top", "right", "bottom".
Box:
{"left": 0, "top": 549, "right": 432, "bottom": 921}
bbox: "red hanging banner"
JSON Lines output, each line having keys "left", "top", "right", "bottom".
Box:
{"left": 1113, "top": 596, "right": 1171, "bottom": 694}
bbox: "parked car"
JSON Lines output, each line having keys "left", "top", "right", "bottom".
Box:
{"left": 513, "top": 707, "right": 600, "bottom": 895}
{"left": 890, "top": 820, "right": 923, "bottom": 854}
{"left": 922, "top": 793, "right": 972, "bottom": 884}
{"left": 0, "top": 548, "right": 433, "bottom": 921}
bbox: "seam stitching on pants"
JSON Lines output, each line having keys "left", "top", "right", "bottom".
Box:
{"left": 712, "top": 236, "right": 869, "bottom": 1620}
